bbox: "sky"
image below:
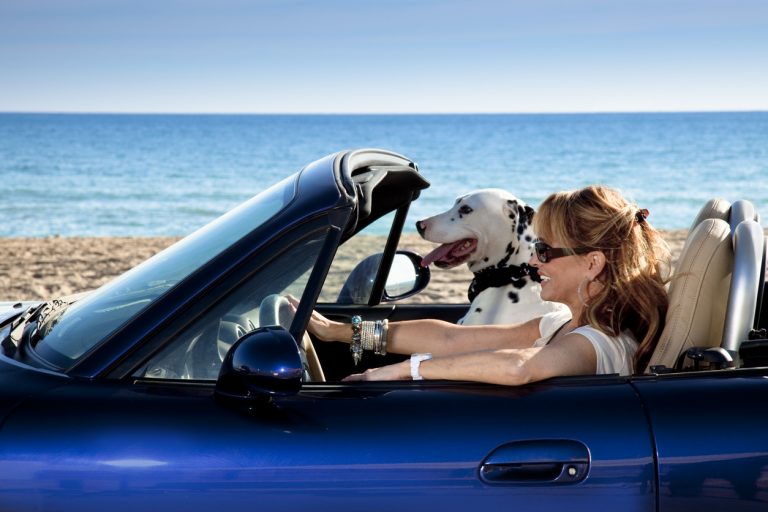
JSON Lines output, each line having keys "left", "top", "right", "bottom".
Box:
{"left": 1, "top": 0, "right": 767, "bottom": 114}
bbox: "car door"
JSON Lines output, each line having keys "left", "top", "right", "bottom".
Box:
{"left": 632, "top": 369, "right": 768, "bottom": 511}
{"left": 0, "top": 373, "right": 655, "bottom": 512}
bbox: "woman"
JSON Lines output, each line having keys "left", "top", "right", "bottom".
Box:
{"left": 302, "top": 185, "right": 670, "bottom": 385}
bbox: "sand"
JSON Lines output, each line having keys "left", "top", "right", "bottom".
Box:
{"left": 0, "top": 236, "right": 179, "bottom": 301}
{"left": 0, "top": 231, "right": 690, "bottom": 302}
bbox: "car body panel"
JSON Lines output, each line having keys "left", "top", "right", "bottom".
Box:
{"left": 0, "top": 360, "right": 653, "bottom": 511}
{"left": 632, "top": 371, "right": 768, "bottom": 510}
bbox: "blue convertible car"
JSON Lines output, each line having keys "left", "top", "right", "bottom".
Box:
{"left": 1, "top": 148, "right": 767, "bottom": 511}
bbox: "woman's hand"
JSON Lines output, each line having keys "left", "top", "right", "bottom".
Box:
{"left": 343, "top": 361, "right": 410, "bottom": 381}
{"left": 285, "top": 295, "right": 349, "bottom": 343}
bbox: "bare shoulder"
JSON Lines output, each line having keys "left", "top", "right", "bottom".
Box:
{"left": 533, "top": 332, "right": 598, "bottom": 378}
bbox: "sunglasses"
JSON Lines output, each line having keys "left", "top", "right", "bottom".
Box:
{"left": 534, "top": 242, "right": 591, "bottom": 263}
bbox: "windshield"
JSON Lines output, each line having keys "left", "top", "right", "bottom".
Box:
{"left": 32, "top": 174, "right": 297, "bottom": 368}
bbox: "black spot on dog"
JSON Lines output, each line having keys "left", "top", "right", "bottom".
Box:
{"left": 475, "top": 307, "right": 483, "bottom": 313}
{"left": 525, "top": 235, "right": 532, "bottom": 242}
{"left": 523, "top": 205, "right": 535, "bottom": 223}
{"left": 512, "top": 278, "right": 527, "bottom": 289}
{"left": 484, "top": 257, "right": 489, "bottom": 262}
{"left": 516, "top": 205, "right": 535, "bottom": 236}
{"left": 508, "top": 291, "right": 519, "bottom": 303}
{"left": 497, "top": 243, "right": 514, "bottom": 267}
{"left": 506, "top": 199, "right": 519, "bottom": 220}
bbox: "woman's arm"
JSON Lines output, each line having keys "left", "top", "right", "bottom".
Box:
{"left": 302, "top": 302, "right": 543, "bottom": 357}
{"left": 345, "top": 332, "right": 598, "bottom": 385}
{"left": 387, "top": 318, "right": 543, "bottom": 355}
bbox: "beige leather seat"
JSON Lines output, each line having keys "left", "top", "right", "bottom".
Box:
{"left": 646, "top": 199, "right": 765, "bottom": 372}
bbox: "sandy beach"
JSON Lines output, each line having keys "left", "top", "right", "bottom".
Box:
{"left": 0, "top": 231, "right": 691, "bottom": 302}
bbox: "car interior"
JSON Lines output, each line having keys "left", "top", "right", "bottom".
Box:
{"left": 135, "top": 152, "right": 768, "bottom": 387}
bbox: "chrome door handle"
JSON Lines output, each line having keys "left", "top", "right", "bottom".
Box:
{"left": 479, "top": 440, "right": 590, "bottom": 485}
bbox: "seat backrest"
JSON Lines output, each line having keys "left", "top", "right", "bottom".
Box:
{"left": 647, "top": 216, "right": 733, "bottom": 370}
{"left": 647, "top": 198, "right": 766, "bottom": 372}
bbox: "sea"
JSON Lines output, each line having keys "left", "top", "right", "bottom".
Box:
{"left": 0, "top": 112, "right": 766, "bottom": 237}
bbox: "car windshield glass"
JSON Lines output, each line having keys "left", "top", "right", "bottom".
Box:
{"left": 33, "top": 175, "right": 297, "bottom": 367}
{"left": 137, "top": 229, "right": 329, "bottom": 381}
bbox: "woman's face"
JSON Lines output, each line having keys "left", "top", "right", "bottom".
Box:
{"left": 529, "top": 238, "right": 588, "bottom": 307}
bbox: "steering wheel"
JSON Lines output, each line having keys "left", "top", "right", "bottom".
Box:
{"left": 177, "top": 314, "right": 255, "bottom": 380}
{"left": 258, "top": 294, "right": 325, "bottom": 382}
{"left": 216, "top": 315, "right": 255, "bottom": 362}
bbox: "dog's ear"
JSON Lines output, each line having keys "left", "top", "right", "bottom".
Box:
{"left": 516, "top": 204, "right": 535, "bottom": 224}
{"left": 504, "top": 199, "right": 519, "bottom": 220}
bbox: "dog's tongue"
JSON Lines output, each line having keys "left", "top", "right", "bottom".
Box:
{"left": 421, "top": 239, "right": 477, "bottom": 268}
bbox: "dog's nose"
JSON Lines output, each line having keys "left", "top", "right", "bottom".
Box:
{"left": 416, "top": 220, "right": 426, "bottom": 236}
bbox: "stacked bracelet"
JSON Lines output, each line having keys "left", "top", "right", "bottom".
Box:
{"left": 350, "top": 315, "right": 363, "bottom": 365}
{"left": 360, "top": 321, "right": 377, "bottom": 351}
{"left": 376, "top": 319, "right": 388, "bottom": 356}
{"left": 351, "top": 318, "right": 390, "bottom": 363}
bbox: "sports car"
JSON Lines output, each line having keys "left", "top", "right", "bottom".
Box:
{"left": 1, "top": 148, "right": 767, "bottom": 511}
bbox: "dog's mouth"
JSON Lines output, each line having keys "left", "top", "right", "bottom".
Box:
{"left": 420, "top": 238, "right": 478, "bottom": 269}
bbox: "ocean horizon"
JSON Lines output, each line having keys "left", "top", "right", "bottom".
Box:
{"left": 1, "top": 111, "right": 766, "bottom": 237}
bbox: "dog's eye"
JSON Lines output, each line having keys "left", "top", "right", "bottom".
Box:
{"left": 459, "top": 205, "right": 473, "bottom": 215}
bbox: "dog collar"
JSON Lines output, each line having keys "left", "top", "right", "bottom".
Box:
{"left": 468, "top": 264, "right": 538, "bottom": 302}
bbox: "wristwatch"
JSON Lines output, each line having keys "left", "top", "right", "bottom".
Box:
{"left": 410, "top": 353, "right": 433, "bottom": 380}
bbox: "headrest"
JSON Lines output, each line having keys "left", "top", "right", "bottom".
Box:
{"left": 688, "top": 198, "right": 730, "bottom": 232}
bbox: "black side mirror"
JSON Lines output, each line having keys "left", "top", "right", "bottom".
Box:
{"left": 215, "top": 326, "right": 303, "bottom": 404}
{"left": 384, "top": 251, "right": 431, "bottom": 301}
{"left": 337, "top": 250, "right": 431, "bottom": 304}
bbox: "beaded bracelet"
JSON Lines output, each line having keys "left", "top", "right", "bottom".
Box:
{"left": 350, "top": 315, "right": 363, "bottom": 365}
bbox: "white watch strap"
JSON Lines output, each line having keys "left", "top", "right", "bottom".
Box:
{"left": 410, "top": 353, "right": 433, "bottom": 380}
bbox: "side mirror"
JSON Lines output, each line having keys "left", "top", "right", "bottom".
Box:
{"left": 215, "top": 326, "right": 303, "bottom": 404}
{"left": 384, "top": 251, "right": 431, "bottom": 301}
{"left": 337, "top": 250, "right": 430, "bottom": 304}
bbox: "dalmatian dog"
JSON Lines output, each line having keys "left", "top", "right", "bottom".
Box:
{"left": 416, "top": 188, "right": 565, "bottom": 325}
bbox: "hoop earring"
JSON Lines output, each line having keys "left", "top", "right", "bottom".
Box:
{"left": 577, "top": 277, "right": 592, "bottom": 307}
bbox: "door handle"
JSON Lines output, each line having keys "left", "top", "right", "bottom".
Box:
{"left": 479, "top": 440, "right": 590, "bottom": 485}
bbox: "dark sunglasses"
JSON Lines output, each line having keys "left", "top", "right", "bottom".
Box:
{"left": 534, "top": 242, "right": 592, "bottom": 263}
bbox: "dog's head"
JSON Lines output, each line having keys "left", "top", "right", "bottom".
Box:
{"left": 416, "top": 189, "right": 536, "bottom": 272}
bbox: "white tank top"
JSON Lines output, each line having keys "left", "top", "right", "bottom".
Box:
{"left": 532, "top": 310, "right": 638, "bottom": 376}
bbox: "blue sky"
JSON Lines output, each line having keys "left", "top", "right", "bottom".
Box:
{"left": 1, "top": 0, "right": 767, "bottom": 113}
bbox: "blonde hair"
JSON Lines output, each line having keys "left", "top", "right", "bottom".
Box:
{"left": 534, "top": 185, "right": 670, "bottom": 372}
